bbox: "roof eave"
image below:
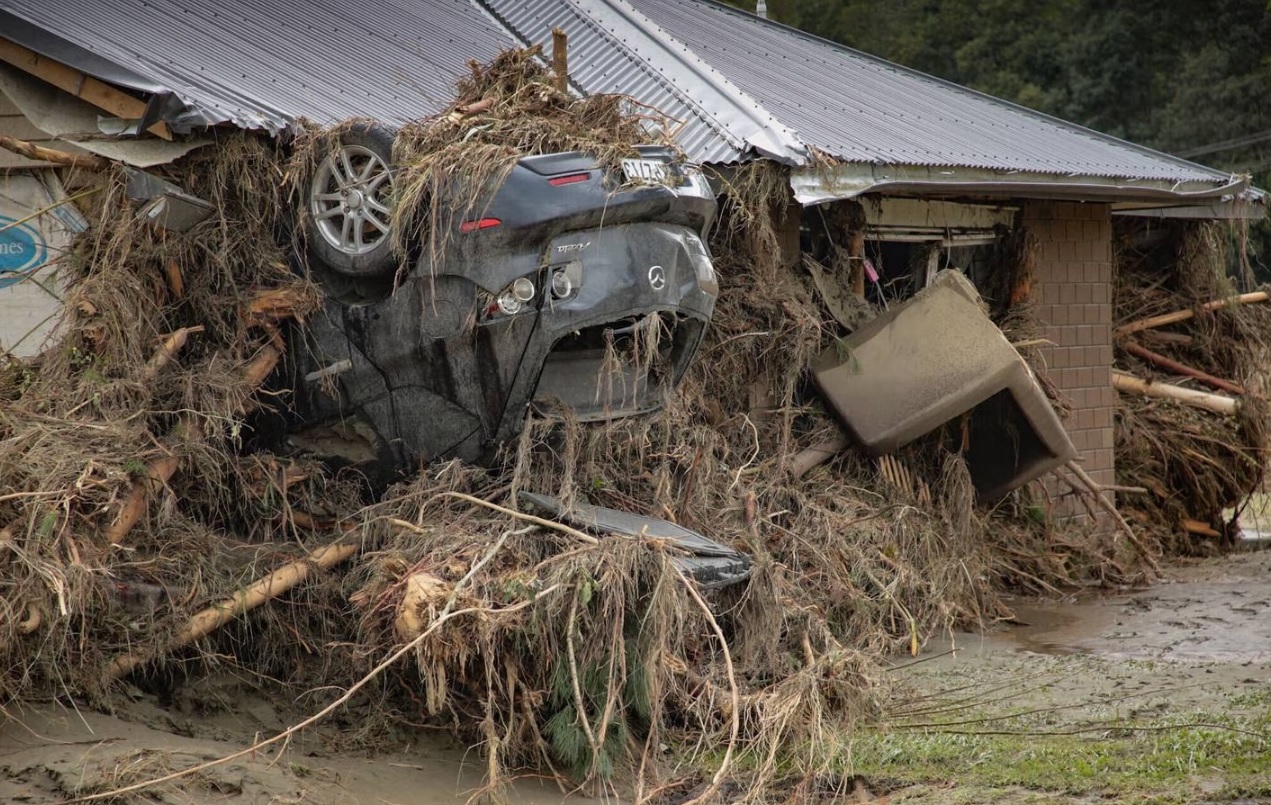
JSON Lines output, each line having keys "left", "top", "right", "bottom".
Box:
{"left": 791, "top": 163, "right": 1264, "bottom": 219}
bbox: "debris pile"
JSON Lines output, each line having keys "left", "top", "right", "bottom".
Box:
{"left": 0, "top": 134, "right": 357, "bottom": 704}
{"left": 1113, "top": 220, "right": 1271, "bottom": 553}
{"left": 0, "top": 47, "right": 1229, "bottom": 802}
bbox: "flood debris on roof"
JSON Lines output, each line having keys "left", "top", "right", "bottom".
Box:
{"left": 0, "top": 0, "right": 1258, "bottom": 211}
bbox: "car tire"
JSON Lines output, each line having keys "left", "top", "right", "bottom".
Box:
{"left": 304, "top": 123, "right": 399, "bottom": 283}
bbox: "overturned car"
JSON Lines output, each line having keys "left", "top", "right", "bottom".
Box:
{"left": 279, "top": 128, "right": 719, "bottom": 477}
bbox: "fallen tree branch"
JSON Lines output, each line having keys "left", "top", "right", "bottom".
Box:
{"left": 1182, "top": 518, "right": 1221, "bottom": 538}
{"left": 245, "top": 286, "right": 316, "bottom": 326}
{"left": 788, "top": 437, "right": 850, "bottom": 481}
{"left": 17, "top": 602, "right": 41, "bottom": 634}
{"left": 286, "top": 509, "right": 335, "bottom": 530}
{"left": 1139, "top": 330, "right": 1193, "bottom": 347}
{"left": 399, "top": 491, "right": 601, "bottom": 545}
{"left": 442, "top": 97, "right": 496, "bottom": 126}
{"left": 163, "top": 259, "right": 185, "bottom": 300}
{"left": 1101, "top": 483, "right": 1150, "bottom": 496}
{"left": 82, "top": 528, "right": 560, "bottom": 803}
{"left": 671, "top": 566, "right": 739, "bottom": 805}
{"left": 106, "top": 340, "right": 284, "bottom": 546}
{"left": 1114, "top": 291, "right": 1269, "bottom": 337}
{"left": 1112, "top": 370, "right": 1238, "bottom": 416}
{"left": 1061, "top": 461, "right": 1160, "bottom": 575}
{"left": 107, "top": 533, "right": 361, "bottom": 679}
{"left": 1122, "top": 341, "right": 1244, "bottom": 395}
{"left": 0, "top": 135, "right": 110, "bottom": 171}
{"left": 105, "top": 454, "right": 181, "bottom": 545}
{"left": 141, "top": 326, "right": 204, "bottom": 383}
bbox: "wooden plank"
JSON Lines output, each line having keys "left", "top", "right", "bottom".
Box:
{"left": 552, "top": 28, "right": 569, "bottom": 93}
{"left": 0, "top": 38, "right": 171, "bottom": 140}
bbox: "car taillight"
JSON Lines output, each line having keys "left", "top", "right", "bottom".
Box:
{"left": 548, "top": 260, "right": 583, "bottom": 301}
{"left": 485, "top": 276, "right": 537, "bottom": 317}
{"left": 460, "top": 217, "right": 502, "bottom": 233}
{"left": 547, "top": 172, "right": 590, "bottom": 186}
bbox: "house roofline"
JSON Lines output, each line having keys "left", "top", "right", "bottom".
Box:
{"left": 790, "top": 163, "right": 1263, "bottom": 219}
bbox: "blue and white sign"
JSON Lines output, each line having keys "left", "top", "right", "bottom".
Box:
{"left": 0, "top": 215, "right": 48, "bottom": 289}
{"left": 1, "top": 172, "right": 87, "bottom": 357}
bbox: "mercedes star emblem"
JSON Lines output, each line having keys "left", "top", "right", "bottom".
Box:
{"left": 648, "top": 264, "right": 666, "bottom": 291}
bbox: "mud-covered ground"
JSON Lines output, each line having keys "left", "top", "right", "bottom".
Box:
{"left": 860, "top": 543, "right": 1271, "bottom": 804}
{"left": 0, "top": 687, "right": 606, "bottom": 804}
{"left": 3, "top": 547, "right": 1269, "bottom": 804}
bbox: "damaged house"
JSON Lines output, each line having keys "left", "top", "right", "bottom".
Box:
{"left": 0, "top": 1, "right": 1261, "bottom": 521}
{"left": 3, "top": 0, "right": 1270, "bottom": 796}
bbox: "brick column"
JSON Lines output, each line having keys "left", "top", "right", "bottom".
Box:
{"left": 1022, "top": 201, "right": 1116, "bottom": 522}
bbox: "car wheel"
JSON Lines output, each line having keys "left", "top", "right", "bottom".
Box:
{"left": 305, "top": 124, "right": 398, "bottom": 283}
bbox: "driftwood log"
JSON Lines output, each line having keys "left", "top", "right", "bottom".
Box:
{"left": 0, "top": 135, "right": 110, "bottom": 171}
{"left": 788, "top": 437, "right": 850, "bottom": 480}
{"left": 1114, "top": 291, "right": 1269, "bottom": 337}
{"left": 1122, "top": 341, "right": 1244, "bottom": 395}
{"left": 108, "top": 534, "right": 361, "bottom": 679}
{"left": 1111, "top": 370, "right": 1238, "bottom": 416}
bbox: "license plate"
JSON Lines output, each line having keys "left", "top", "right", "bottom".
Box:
{"left": 622, "top": 158, "right": 671, "bottom": 185}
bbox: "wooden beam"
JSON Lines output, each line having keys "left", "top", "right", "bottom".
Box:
{"left": 0, "top": 38, "right": 172, "bottom": 140}
{"left": 552, "top": 28, "right": 569, "bottom": 94}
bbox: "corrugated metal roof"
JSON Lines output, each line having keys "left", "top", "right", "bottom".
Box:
{"left": 626, "top": 0, "right": 1233, "bottom": 183}
{"left": 480, "top": 0, "right": 804, "bottom": 165}
{"left": 0, "top": 0, "right": 514, "bottom": 132}
{"left": 0, "top": 0, "right": 1241, "bottom": 193}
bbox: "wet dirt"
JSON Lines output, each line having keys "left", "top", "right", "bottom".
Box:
{"left": 0, "top": 689, "right": 605, "bottom": 804}
{"left": 997, "top": 544, "right": 1271, "bottom": 663}
{"left": 882, "top": 545, "right": 1271, "bottom": 804}
{"left": 902, "top": 545, "right": 1271, "bottom": 718}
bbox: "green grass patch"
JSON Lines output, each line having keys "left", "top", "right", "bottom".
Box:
{"left": 847, "top": 704, "right": 1271, "bottom": 803}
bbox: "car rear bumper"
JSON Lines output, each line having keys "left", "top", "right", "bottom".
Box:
{"left": 490, "top": 220, "right": 717, "bottom": 445}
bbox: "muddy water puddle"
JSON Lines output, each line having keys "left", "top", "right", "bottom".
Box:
{"left": 990, "top": 547, "right": 1271, "bottom": 663}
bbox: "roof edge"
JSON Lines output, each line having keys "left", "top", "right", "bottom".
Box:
{"left": 693, "top": 0, "right": 1236, "bottom": 185}
{"left": 792, "top": 163, "right": 1263, "bottom": 218}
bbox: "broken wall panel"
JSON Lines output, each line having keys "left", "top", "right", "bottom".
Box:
{"left": 812, "top": 269, "right": 1077, "bottom": 501}
{"left": 0, "top": 169, "right": 86, "bottom": 357}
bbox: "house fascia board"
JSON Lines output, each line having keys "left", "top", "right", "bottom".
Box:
{"left": 792, "top": 163, "right": 1263, "bottom": 219}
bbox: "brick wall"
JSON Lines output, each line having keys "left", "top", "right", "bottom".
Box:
{"left": 1022, "top": 201, "right": 1116, "bottom": 521}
